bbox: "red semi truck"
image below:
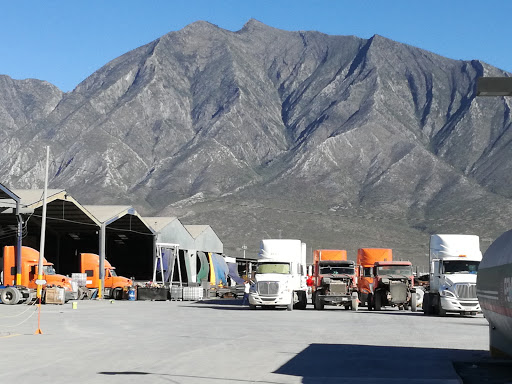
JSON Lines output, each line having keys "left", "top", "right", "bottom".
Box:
{"left": 312, "top": 249, "right": 358, "bottom": 310}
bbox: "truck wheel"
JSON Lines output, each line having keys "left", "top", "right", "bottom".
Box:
{"left": 411, "top": 292, "right": 417, "bottom": 312}
{"left": 438, "top": 305, "right": 446, "bottom": 316}
{"left": 422, "top": 293, "right": 431, "bottom": 315}
{"left": 367, "top": 293, "right": 373, "bottom": 311}
{"left": 1, "top": 287, "right": 22, "bottom": 305}
{"left": 249, "top": 304, "right": 256, "bottom": 310}
{"left": 297, "top": 291, "right": 307, "bottom": 310}
{"left": 374, "top": 292, "right": 382, "bottom": 311}
{"left": 314, "top": 293, "right": 324, "bottom": 310}
{"left": 112, "top": 287, "right": 123, "bottom": 300}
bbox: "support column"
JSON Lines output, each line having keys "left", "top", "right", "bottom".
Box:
{"left": 15, "top": 214, "right": 23, "bottom": 286}
{"left": 98, "top": 223, "right": 106, "bottom": 299}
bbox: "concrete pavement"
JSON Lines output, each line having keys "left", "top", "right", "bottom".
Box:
{"left": 0, "top": 299, "right": 498, "bottom": 383}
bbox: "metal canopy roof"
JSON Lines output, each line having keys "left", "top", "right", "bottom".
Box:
{"left": 0, "top": 189, "right": 100, "bottom": 232}
{"left": 0, "top": 183, "right": 19, "bottom": 202}
{"left": 144, "top": 216, "right": 179, "bottom": 233}
{"left": 185, "top": 225, "right": 210, "bottom": 239}
{"left": 0, "top": 183, "right": 20, "bottom": 215}
{"left": 84, "top": 205, "right": 154, "bottom": 235}
{"left": 15, "top": 189, "right": 100, "bottom": 231}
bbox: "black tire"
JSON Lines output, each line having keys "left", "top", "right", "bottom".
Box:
{"left": 344, "top": 305, "right": 350, "bottom": 310}
{"left": 1, "top": 287, "right": 22, "bottom": 305}
{"left": 297, "top": 291, "right": 307, "bottom": 310}
{"left": 367, "top": 293, "right": 373, "bottom": 311}
{"left": 423, "top": 292, "right": 431, "bottom": 315}
{"left": 374, "top": 292, "right": 382, "bottom": 311}
{"left": 314, "top": 292, "right": 324, "bottom": 310}
{"left": 112, "top": 287, "right": 123, "bottom": 300}
{"left": 249, "top": 304, "right": 256, "bottom": 310}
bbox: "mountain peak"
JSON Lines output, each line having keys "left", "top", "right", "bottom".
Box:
{"left": 181, "top": 20, "right": 222, "bottom": 33}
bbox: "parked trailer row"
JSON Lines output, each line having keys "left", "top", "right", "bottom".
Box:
{"left": 253, "top": 233, "right": 482, "bottom": 315}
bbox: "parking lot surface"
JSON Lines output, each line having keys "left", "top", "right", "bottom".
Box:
{"left": 0, "top": 299, "right": 504, "bottom": 383}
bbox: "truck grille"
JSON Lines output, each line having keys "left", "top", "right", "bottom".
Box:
{"left": 455, "top": 284, "right": 476, "bottom": 299}
{"left": 257, "top": 281, "right": 279, "bottom": 296}
{"left": 389, "top": 282, "right": 407, "bottom": 303}
{"left": 329, "top": 281, "right": 347, "bottom": 295}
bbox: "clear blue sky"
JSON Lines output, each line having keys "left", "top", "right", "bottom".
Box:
{"left": 1, "top": 0, "right": 511, "bottom": 92}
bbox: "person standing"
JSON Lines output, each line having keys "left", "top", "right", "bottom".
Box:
{"left": 242, "top": 280, "right": 250, "bottom": 305}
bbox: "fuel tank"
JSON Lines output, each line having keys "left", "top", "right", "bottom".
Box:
{"left": 477, "top": 229, "right": 512, "bottom": 358}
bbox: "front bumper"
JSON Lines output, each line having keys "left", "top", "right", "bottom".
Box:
{"left": 249, "top": 291, "right": 292, "bottom": 306}
{"left": 319, "top": 294, "right": 352, "bottom": 305}
{"left": 440, "top": 297, "right": 481, "bottom": 313}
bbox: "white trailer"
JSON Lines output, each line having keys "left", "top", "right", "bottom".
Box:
{"left": 249, "top": 239, "right": 308, "bottom": 310}
{"left": 423, "top": 234, "right": 482, "bottom": 316}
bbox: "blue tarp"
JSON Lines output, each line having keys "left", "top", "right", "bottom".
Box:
{"left": 211, "top": 253, "right": 229, "bottom": 286}
{"left": 227, "top": 262, "right": 245, "bottom": 285}
{"left": 156, "top": 248, "right": 173, "bottom": 282}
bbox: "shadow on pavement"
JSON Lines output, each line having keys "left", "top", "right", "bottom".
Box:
{"left": 454, "top": 361, "right": 512, "bottom": 384}
{"left": 179, "top": 304, "right": 252, "bottom": 311}
{"left": 274, "top": 343, "right": 487, "bottom": 383}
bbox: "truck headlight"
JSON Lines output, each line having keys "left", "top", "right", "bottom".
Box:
{"left": 440, "top": 289, "right": 455, "bottom": 298}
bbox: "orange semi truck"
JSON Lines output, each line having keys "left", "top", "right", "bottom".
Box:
{"left": 0, "top": 246, "right": 74, "bottom": 305}
{"left": 80, "top": 253, "right": 132, "bottom": 299}
{"left": 312, "top": 249, "right": 358, "bottom": 310}
{"left": 356, "top": 248, "right": 392, "bottom": 307}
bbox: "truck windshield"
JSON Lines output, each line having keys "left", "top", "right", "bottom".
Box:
{"left": 320, "top": 266, "right": 354, "bottom": 275}
{"left": 43, "top": 265, "right": 56, "bottom": 275}
{"left": 256, "top": 263, "right": 290, "bottom": 274}
{"left": 442, "top": 260, "right": 479, "bottom": 274}
{"left": 109, "top": 269, "right": 117, "bottom": 277}
{"left": 377, "top": 266, "right": 412, "bottom": 276}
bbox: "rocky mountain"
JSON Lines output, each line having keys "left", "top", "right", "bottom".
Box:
{"left": 1, "top": 19, "right": 511, "bottom": 265}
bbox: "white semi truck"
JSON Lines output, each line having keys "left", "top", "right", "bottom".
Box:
{"left": 423, "top": 234, "right": 482, "bottom": 316}
{"left": 249, "top": 239, "right": 308, "bottom": 310}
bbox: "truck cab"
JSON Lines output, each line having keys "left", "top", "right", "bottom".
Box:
{"left": 80, "top": 253, "right": 132, "bottom": 299}
{"left": 249, "top": 239, "right": 307, "bottom": 310}
{"left": 423, "top": 234, "right": 482, "bottom": 316}
{"left": 312, "top": 249, "right": 358, "bottom": 310}
{"left": 356, "top": 248, "right": 392, "bottom": 307}
{"left": 369, "top": 261, "right": 416, "bottom": 311}
{"left": 1, "top": 246, "right": 74, "bottom": 304}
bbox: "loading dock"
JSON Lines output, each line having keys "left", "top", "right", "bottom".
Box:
{"left": 83, "top": 206, "right": 155, "bottom": 283}
{"left": 0, "top": 189, "right": 100, "bottom": 275}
